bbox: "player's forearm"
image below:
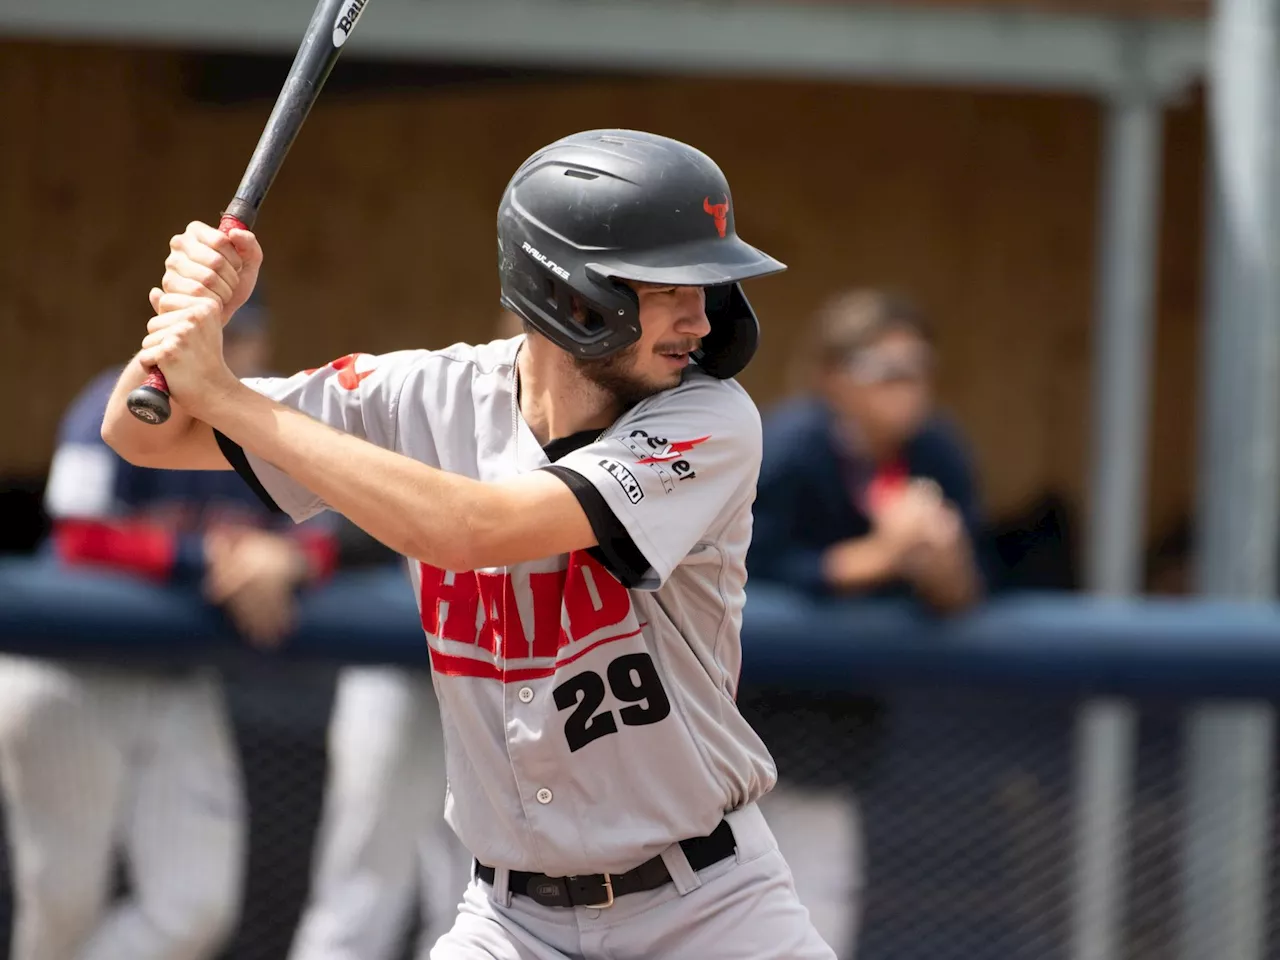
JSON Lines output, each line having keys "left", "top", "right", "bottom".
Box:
{"left": 202, "top": 384, "right": 512, "bottom": 570}
{"left": 102, "top": 355, "right": 199, "bottom": 460}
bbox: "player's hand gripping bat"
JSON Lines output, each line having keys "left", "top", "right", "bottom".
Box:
{"left": 127, "top": 0, "right": 372, "bottom": 424}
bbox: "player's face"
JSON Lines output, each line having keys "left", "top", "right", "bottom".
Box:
{"left": 827, "top": 329, "right": 933, "bottom": 451}
{"left": 574, "top": 283, "right": 711, "bottom": 405}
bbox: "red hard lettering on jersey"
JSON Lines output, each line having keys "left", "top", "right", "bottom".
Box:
{"left": 528, "top": 569, "right": 568, "bottom": 659}
{"left": 476, "top": 571, "right": 529, "bottom": 658}
{"left": 418, "top": 564, "right": 480, "bottom": 643}
{"left": 560, "top": 551, "right": 631, "bottom": 648}
{"left": 421, "top": 555, "right": 638, "bottom": 680}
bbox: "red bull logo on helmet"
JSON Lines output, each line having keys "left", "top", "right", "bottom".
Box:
{"left": 703, "top": 195, "right": 730, "bottom": 238}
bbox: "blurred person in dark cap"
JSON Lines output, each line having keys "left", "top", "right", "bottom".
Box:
{"left": 0, "top": 291, "right": 354, "bottom": 960}
{"left": 747, "top": 288, "right": 987, "bottom": 958}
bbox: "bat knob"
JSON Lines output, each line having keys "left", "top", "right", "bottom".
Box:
{"left": 127, "top": 383, "right": 172, "bottom": 425}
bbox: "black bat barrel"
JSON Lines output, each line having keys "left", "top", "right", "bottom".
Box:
{"left": 126, "top": 0, "right": 370, "bottom": 425}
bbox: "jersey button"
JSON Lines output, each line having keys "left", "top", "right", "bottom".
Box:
{"left": 536, "top": 788, "right": 553, "bottom": 804}
{"left": 518, "top": 686, "right": 534, "bottom": 703}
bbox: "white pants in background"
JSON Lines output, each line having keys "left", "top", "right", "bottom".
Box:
{"left": 758, "top": 782, "right": 865, "bottom": 959}
{"left": 288, "top": 667, "right": 473, "bottom": 960}
{"left": 0, "top": 656, "right": 245, "bottom": 960}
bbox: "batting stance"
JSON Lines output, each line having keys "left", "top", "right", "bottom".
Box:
{"left": 101, "top": 129, "right": 835, "bottom": 959}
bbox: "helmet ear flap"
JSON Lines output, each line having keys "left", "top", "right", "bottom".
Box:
{"left": 694, "top": 284, "right": 759, "bottom": 379}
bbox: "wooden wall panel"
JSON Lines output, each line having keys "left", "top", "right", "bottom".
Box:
{"left": 1146, "top": 94, "right": 1206, "bottom": 543}
{"left": 0, "top": 41, "right": 1207, "bottom": 539}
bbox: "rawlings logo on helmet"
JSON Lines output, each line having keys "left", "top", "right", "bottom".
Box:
{"left": 703, "top": 194, "right": 730, "bottom": 238}
{"left": 521, "top": 241, "right": 570, "bottom": 281}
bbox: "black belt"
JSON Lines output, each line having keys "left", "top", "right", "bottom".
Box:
{"left": 475, "top": 819, "right": 736, "bottom": 909}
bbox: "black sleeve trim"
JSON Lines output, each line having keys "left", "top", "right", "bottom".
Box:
{"left": 333, "top": 517, "right": 400, "bottom": 569}
{"left": 542, "top": 464, "right": 650, "bottom": 588}
{"left": 214, "top": 429, "right": 284, "bottom": 515}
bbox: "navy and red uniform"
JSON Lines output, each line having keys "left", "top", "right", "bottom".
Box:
{"left": 748, "top": 396, "right": 985, "bottom": 598}
{"left": 0, "top": 366, "right": 337, "bottom": 960}
{"left": 43, "top": 366, "right": 336, "bottom": 587}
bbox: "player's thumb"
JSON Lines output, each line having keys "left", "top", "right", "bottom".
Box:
{"left": 225, "top": 228, "right": 265, "bottom": 308}
{"left": 226, "top": 229, "right": 263, "bottom": 273}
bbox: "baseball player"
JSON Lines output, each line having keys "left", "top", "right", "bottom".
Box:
{"left": 101, "top": 129, "right": 835, "bottom": 959}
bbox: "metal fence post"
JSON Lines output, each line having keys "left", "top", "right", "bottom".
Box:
{"left": 1180, "top": 2, "right": 1280, "bottom": 959}
{"left": 1070, "top": 38, "right": 1164, "bottom": 960}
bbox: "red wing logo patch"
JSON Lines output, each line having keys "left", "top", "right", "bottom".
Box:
{"left": 703, "top": 195, "right": 730, "bottom": 238}
{"left": 303, "top": 353, "right": 375, "bottom": 390}
{"left": 636, "top": 435, "right": 711, "bottom": 464}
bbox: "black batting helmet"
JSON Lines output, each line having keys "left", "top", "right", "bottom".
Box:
{"left": 497, "top": 129, "right": 786, "bottom": 380}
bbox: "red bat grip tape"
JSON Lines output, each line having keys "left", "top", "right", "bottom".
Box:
{"left": 138, "top": 369, "right": 170, "bottom": 396}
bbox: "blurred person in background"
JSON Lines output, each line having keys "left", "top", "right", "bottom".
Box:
{"left": 750, "top": 288, "right": 983, "bottom": 608}
{"left": 286, "top": 314, "right": 527, "bottom": 960}
{"left": 748, "top": 288, "right": 986, "bottom": 958}
{"left": 0, "top": 296, "right": 342, "bottom": 960}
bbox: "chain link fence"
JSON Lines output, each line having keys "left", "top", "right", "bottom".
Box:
{"left": 743, "top": 685, "right": 1279, "bottom": 960}
{"left": 0, "top": 664, "right": 1276, "bottom": 960}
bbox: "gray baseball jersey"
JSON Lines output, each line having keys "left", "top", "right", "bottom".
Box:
{"left": 228, "top": 335, "right": 776, "bottom": 877}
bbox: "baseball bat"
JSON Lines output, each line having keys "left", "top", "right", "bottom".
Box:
{"left": 127, "top": 0, "right": 372, "bottom": 424}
